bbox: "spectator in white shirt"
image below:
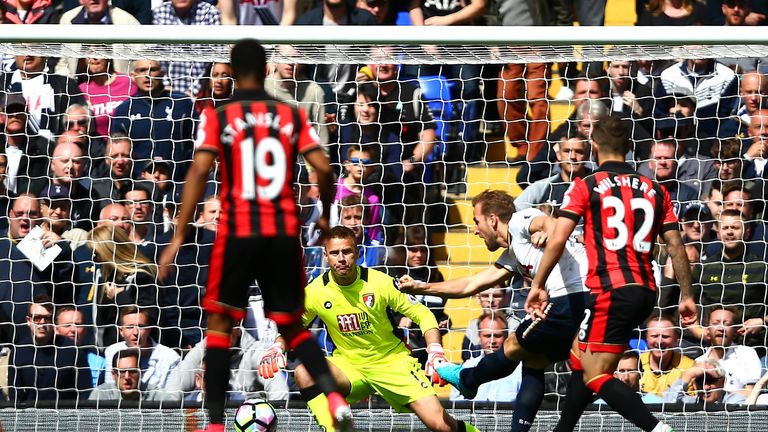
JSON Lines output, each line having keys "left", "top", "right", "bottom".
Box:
{"left": 451, "top": 313, "right": 521, "bottom": 402}
{"left": 695, "top": 307, "right": 762, "bottom": 398}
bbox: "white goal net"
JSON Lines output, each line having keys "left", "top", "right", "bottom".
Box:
{"left": 1, "top": 24, "right": 768, "bottom": 431}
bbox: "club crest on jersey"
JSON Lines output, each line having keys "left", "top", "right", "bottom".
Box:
{"left": 362, "top": 293, "right": 375, "bottom": 308}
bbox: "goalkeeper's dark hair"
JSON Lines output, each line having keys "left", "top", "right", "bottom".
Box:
{"left": 230, "top": 38, "right": 267, "bottom": 83}
{"left": 591, "top": 115, "right": 630, "bottom": 156}
{"left": 471, "top": 190, "right": 515, "bottom": 223}
{"left": 327, "top": 225, "right": 357, "bottom": 242}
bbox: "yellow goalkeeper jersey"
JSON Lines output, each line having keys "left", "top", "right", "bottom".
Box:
{"left": 303, "top": 267, "right": 439, "bottom": 363}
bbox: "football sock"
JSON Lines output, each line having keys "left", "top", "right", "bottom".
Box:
{"left": 595, "top": 378, "right": 659, "bottom": 431}
{"left": 553, "top": 371, "right": 593, "bottom": 432}
{"left": 511, "top": 367, "right": 545, "bottom": 432}
{"left": 460, "top": 348, "right": 519, "bottom": 389}
{"left": 456, "top": 420, "right": 467, "bottom": 432}
{"left": 205, "top": 332, "right": 231, "bottom": 425}
{"left": 305, "top": 391, "right": 336, "bottom": 432}
{"left": 289, "top": 329, "right": 339, "bottom": 396}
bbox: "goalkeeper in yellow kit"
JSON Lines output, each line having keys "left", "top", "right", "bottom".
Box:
{"left": 258, "top": 226, "right": 479, "bottom": 432}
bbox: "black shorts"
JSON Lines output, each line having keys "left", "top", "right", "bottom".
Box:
{"left": 578, "top": 284, "right": 656, "bottom": 354}
{"left": 516, "top": 291, "right": 587, "bottom": 363}
{"left": 203, "top": 235, "right": 306, "bottom": 324}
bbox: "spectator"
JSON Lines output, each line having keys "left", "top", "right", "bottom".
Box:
{"left": 498, "top": 62, "right": 548, "bottom": 163}
{"left": 514, "top": 134, "right": 591, "bottom": 211}
{"left": 8, "top": 295, "right": 91, "bottom": 402}
{"left": 450, "top": 313, "right": 522, "bottom": 402}
{"left": 679, "top": 202, "right": 715, "bottom": 245}
{"left": 338, "top": 193, "right": 386, "bottom": 268}
{"left": 0, "top": 152, "right": 11, "bottom": 233}
{"left": 0, "top": 92, "right": 51, "bottom": 195}
{"left": 408, "top": 0, "right": 485, "bottom": 159}
{"left": 743, "top": 108, "right": 768, "bottom": 178}
{"left": 636, "top": 0, "right": 708, "bottom": 25}
{"left": 111, "top": 59, "right": 197, "bottom": 182}
{"left": 226, "top": 0, "right": 299, "bottom": 25}
{"left": 643, "top": 138, "right": 698, "bottom": 216}
{"left": 606, "top": 60, "right": 654, "bottom": 133}
{"left": 663, "top": 358, "right": 746, "bottom": 404}
{"left": 91, "top": 133, "right": 134, "bottom": 208}
{"left": 40, "top": 138, "right": 100, "bottom": 231}
{"left": 265, "top": 51, "right": 328, "bottom": 146}
{"left": 736, "top": 72, "right": 767, "bottom": 128}
{"left": 719, "top": 180, "right": 767, "bottom": 252}
{"left": 295, "top": 0, "right": 376, "bottom": 98}
{"left": 639, "top": 315, "right": 696, "bottom": 396}
{"left": 656, "top": 58, "right": 739, "bottom": 139}
{"left": 103, "top": 306, "right": 180, "bottom": 391}
{"left": 1, "top": 55, "right": 85, "bottom": 139}
{"left": 0, "top": 194, "right": 74, "bottom": 337}
{"left": 608, "top": 351, "right": 663, "bottom": 403}
{"left": 356, "top": 64, "right": 439, "bottom": 228}
{"left": 39, "top": 183, "right": 89, "bottom": 248}
{"left": 716, "top": 0, "right": 766, "bottom": 72}
{"left": 461, "top": 285, "right": 520, "bottom": 361}
{"left": 355, "top": 0, "right": 389, "bottom": 24}
{"left": 694, "top": 209, "right": 768, "bottom": 353}
{"left": 55, "top": 305, "right": 107, "bottom": 388}
{"left": 704, "top": 179, "right": 725, "bottom": 223}
{"left": 392, "top": 225, "right": 450, "bottom": 366}
{"left": 334, "top": 145, "right": 382, "bottom": 239}
{"left": 88, "top": 225, "right": 160, "bottom": 347}
{"left": 694, "top": 307, "right": 762, "bottom": 398}
{"left": 56, "top": 0, "right": 140, "bottom": 77}
{"left": 152, "top": 0, "right": 221, "bottom": 95}
{"left": 78, "top": 57, "right": 135, "bottom": 140}
{"left": 193, "top": 62, "right": 233, "bottom": 113}
{"left": 60, "top": 0, "right": 152, "bottom": 24}
{"left": 89, "top": 348, "right": 170, "bottom": 401}
{"left": 195, "top": 195, "right": 220, "bottom": 232}
{"left": 122, "top": 183, "right": 157, "bottom": 245}
{"left": 2, "top": 0, "right": 59, "bottom": 24}
{"left": 61, "top": 104, "right": 109, "bottom": 179}
{"left": 710, "top": 138, "right": 751, "bottom": 186}
{"left": 140, "top": 157, "right": 177, "bottom": 210}
{"left": 165, "top": 323, "right": 289, "bottom": 401}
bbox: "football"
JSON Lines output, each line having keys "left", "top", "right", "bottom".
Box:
{"left": 233, "top": 398, "right": 278, "bottom": 432}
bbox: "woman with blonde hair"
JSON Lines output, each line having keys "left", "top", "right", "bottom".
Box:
{"left": 88, "top": 224, "right": 159, "bottom": 347}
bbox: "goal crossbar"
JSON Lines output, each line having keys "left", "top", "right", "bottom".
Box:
{"left": 2, "top": 25, "right": 768, "bottom": 64}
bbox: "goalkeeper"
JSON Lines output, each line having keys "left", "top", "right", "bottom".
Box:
{"left": 259, "top": 226, "right": 479, "bottom": 432}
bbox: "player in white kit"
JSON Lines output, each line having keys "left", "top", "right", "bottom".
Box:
{"left": 398, "top": 190, "right": 588, "bottom": 432}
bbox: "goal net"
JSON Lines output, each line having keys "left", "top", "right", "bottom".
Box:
{"left": 1, "top": 24, "right": 768, "bottom": 431}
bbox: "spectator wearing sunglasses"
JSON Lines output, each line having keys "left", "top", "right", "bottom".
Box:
{"left": 334, "top": 146, "right": 382, "bottom": 241}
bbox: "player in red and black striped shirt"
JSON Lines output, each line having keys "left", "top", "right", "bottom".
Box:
{"left": 526, "top": 117, "right": 697, "bottom": 432}
{"left": 159, "top": 39, "right": 352, "bottom": 432}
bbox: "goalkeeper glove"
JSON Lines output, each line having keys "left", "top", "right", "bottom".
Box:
{"left": 258, "top": 341, "right": 286, "bottom": 379}
{"left": 425, "top": 343, "right": 448, "bottom": 387}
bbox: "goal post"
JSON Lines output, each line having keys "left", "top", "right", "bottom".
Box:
{"left": 2, "top": 24, "right": 768, "bottom": 431}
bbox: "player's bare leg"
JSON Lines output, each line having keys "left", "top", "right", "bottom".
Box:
{"left": 409, "top": 395, "right": 479, "bottom": 432}
{"left": 294, "top": 362, "right": 353, "bottom": 432}
{"left": 200, "top": 312, "right": 235, "bottom": 432}
{"left": 278, "top": 322, "right": 353, "bottom": 431}
{"left": 554, "top": 345, "right": 673, "bottom": 432}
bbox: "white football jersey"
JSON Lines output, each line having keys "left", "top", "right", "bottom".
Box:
{"left": 495, "top": 208, "right": 587, "bottom": 298}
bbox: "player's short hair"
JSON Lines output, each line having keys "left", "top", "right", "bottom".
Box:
{"left": 230, "top": 39, "right": 267, "bottom": 83}
{"left": 112, "top": 348, "right": 140, "bottom": 369}
{"left": 591, "top": 115, "right": 629, "bottom": 156}
{"left": 327, "top": 225, "right": 357, "bottom": 243}
{"left": 472, "top": 190, "right": 515, "bottom": 223}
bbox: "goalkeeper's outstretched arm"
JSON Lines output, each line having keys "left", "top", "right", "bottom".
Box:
{"left": 398, "top": 265, "right": 512, "bottom": 299}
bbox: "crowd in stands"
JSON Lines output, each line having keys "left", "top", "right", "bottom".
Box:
{"left": 1, "top": 0, "right": 768, "bottom": 408}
